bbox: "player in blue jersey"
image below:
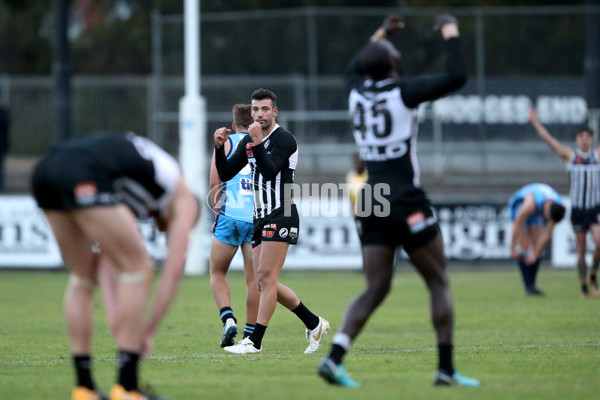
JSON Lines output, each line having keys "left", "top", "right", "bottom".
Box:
{"left": 508, "top": 183, "right": 566, "bottom": 296}
{"left": 209, "top": 104, "right": 260, "bottom": 347}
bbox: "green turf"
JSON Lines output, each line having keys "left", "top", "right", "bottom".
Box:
{"left": 0, "top": 268, "right": 598, "bottom": 400}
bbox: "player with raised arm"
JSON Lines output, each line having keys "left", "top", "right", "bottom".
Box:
{"left": 214, "top": 89, "right": 328, "bottom": 355}
{"left": 529, "top": 110, "right": 600, "bottom": 298}
{"left": 317, "top": 14, "right": 479, "bottom": 388}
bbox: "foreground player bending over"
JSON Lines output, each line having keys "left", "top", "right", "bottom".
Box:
{"left": 215, "top": 88, "right": 328, "bottom": 355}
{"left": 31, "top": 132, "right": 199, "bottom": 400}
{"left": 317, "top": 14, "right": 479, "bottom": 388}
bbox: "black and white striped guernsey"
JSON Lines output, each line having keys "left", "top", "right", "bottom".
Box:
{"left": 568, "top": 149, "right": 600, "bottom": 210}
{"left": 215, "top": 124, "right": 298, "bottom": 219}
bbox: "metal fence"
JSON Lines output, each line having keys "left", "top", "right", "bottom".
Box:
{"left": 2, "top": 5, "right": 600, "bottom": 199}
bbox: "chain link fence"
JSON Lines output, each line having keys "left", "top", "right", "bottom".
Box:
{"left": 1, "top": 5, "right": 599, "bottom": 198}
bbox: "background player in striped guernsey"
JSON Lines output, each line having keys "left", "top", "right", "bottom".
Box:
{"left": 214, "top": 89, "right": 328, "bottom": 355}
{"left": 508, "top": 182, "right": 566, "bottom": 296}
{"left": 208, "top": 104, "right": 260, "bottom": 347}
{"left": 30, "top": 132, "right": 199, "bottom": 400}
{"left": 529, "top": 109, "right": 600, "bottom": 298}
{"left": 317, "top": 14, "right": 479, "bottom": 388}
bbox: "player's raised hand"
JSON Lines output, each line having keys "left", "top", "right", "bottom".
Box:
{"left": 433, "top": 14, "right": 458, "bottom": 30}
{"left": 528, "top": 109, "right": 538, "bottom": 124}
{"left": 434, "top": 14, "right": 460, "bottom": 39}
{"left": 248, "top": 121, "right": 263, "bottom": 145}
{"left": 214, "top": 127, "right": 231, "bottom": 148}
{"left": 382, "top": 15, "right": 404, "bottom": 36}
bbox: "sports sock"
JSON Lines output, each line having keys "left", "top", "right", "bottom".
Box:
{"left": 291, "top": 301, "right": 320, "bottom": 330}
{"left": 243, "top": 323, "right": 255, "bottom": 338}
{"left": 438, "top": 343, "right": 455, "bottom": 375}
{"left": 591, "top": 273, "right": 598, "bottom": 288}
{"left": 581, "top": 283, "right": 589, "bottom": 295}
{"left": 220, "top": 307, "right": 236, "bottom": 324}
{"left": 517, "top": 259, "right": 533, "bottom": 289}
{"left": 117, "top": 350, "right": 140, "bottom": 392}
{"left": 73, "top": 355, "right": 95, "bottom": 390}
{"left": 329, "top": 332, "right": 351, "bottom": 364}
{"left": 329, "top": 344, "right": 346, "bottom": 365}
{"left": 249, "top": 323, "right": 267, "bottom": 349}
{"left": 530, "top": 258, "right": 541, "bottom": 287}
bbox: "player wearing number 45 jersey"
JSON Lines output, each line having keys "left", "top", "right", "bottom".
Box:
{"left": 318, "top": 14, "right": 479, "bottom": 388}
{"left": 214, "top": 89, "right": 328, "bottom": 355}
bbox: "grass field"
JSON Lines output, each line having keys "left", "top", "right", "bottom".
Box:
{"left": 0, "top": 267, "right": 598, "bottom": 400}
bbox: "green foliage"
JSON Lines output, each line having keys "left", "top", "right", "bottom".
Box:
{"left": 0, "top": 268, "right": 598, "bottom": 400}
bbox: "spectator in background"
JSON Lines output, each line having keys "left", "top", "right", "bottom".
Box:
{"left": 508, "top": 182, "right": 566, "bottom": 296}
{"left": 529, "top": 109, "right": 600, "bottom": 298}
{"left": 0, "top": 98, "right": 10, "bottom": 192}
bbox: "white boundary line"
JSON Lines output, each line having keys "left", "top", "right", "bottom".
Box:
{"left": 2, "top": 342, "right": 598, "bottom": 366}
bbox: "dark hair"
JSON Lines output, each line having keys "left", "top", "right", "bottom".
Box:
{"left": 251, "top": 88, "right": 277, "bottom": 107}
{"left": 575, "top": 126, "right": 593, "bottom": 138}
{"left": 550, "top": 202, "right": 566, "bottom": 223}
{"left": 360, "top": 40, "right": 399, "bottom": 81}
{"left": 232, "top": 104, "right": 253, "bottom": 129}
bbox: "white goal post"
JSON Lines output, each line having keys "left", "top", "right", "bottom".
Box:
{"left": 180, "top": 0, "right": 209, "bottom": 275}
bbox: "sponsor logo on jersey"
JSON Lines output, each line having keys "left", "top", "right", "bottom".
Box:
{"left": 246, "top": 142, "right": 254, "bottom": 157}
{"left": 262, "top": 230, "right": 275, "bottom": 237}
{"left": 407, "top": 211, "right": 436, "bottom": 234}
{"left": 289, "top": 227, "right": 298, "bottom": 239}
{"left": 74, "top": 182, "right": 98, "bottom": 205}
{"left": 264, "top": 139, "right": 270, "bottom": 148}
{"left": 279, "top": 228, "right": 289, "bottom": 238}
{"left": 239, "top": 178, "right": 253, "bottom": 194}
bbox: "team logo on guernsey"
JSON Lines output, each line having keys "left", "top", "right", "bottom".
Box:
{"left": 74, "top": 182, "right": 99, "bottom": 205}
{"left": 289, "top": 227, "right": 298, "bottom": 239}
{"left": 279, "top": 228, "right": 289, "bottom": 238}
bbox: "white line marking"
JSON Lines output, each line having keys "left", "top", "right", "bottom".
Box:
{"left": 1, "top": 343, "right": 598, "bottom": 366}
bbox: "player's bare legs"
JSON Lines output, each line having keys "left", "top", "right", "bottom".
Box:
{"left": 254, "top": 242, "right": 289, "bottom": 326}
{"left": 575, "top": 229, "right": 589, "bottom": 297}
{"left": 590, "top": 225, "right": 600, "bottom": 296}
{"left": 210, "top": 237, "right": 241, "bottom": 346}
{"left": 317, "top": 245, "right": 394, "bottom": 388}
{"left": 408, "top": 234, "right": 453, "bottom": 345}
{"left": 240, "top": 242, "right": 260, "bottom": 327}
{"left": 74, "top": 205, "right": 152, "bottom": 353}
{"left": 74, "top": 205, "right": 153, "bottom": 396}
{"left": 96, "top": 254, "right": 119, "bottom": 335}
{"left": 337, "top": 245, "right": 395, "bottom": 339}
{"left": 45, "top": 211, "right": 97, "bottom": 357}
{"left": 209, "top": 237, "right": 240, "bottom": 310}
{"left": 224, "top": 241, "right": 323, "bottom": 354}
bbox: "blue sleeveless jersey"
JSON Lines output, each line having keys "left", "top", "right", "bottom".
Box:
{"left": 219, "top": 133, "right": 254, "bottom": 222}
{"left": 508, "top": 183, "right": 562, "bottom": 222}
